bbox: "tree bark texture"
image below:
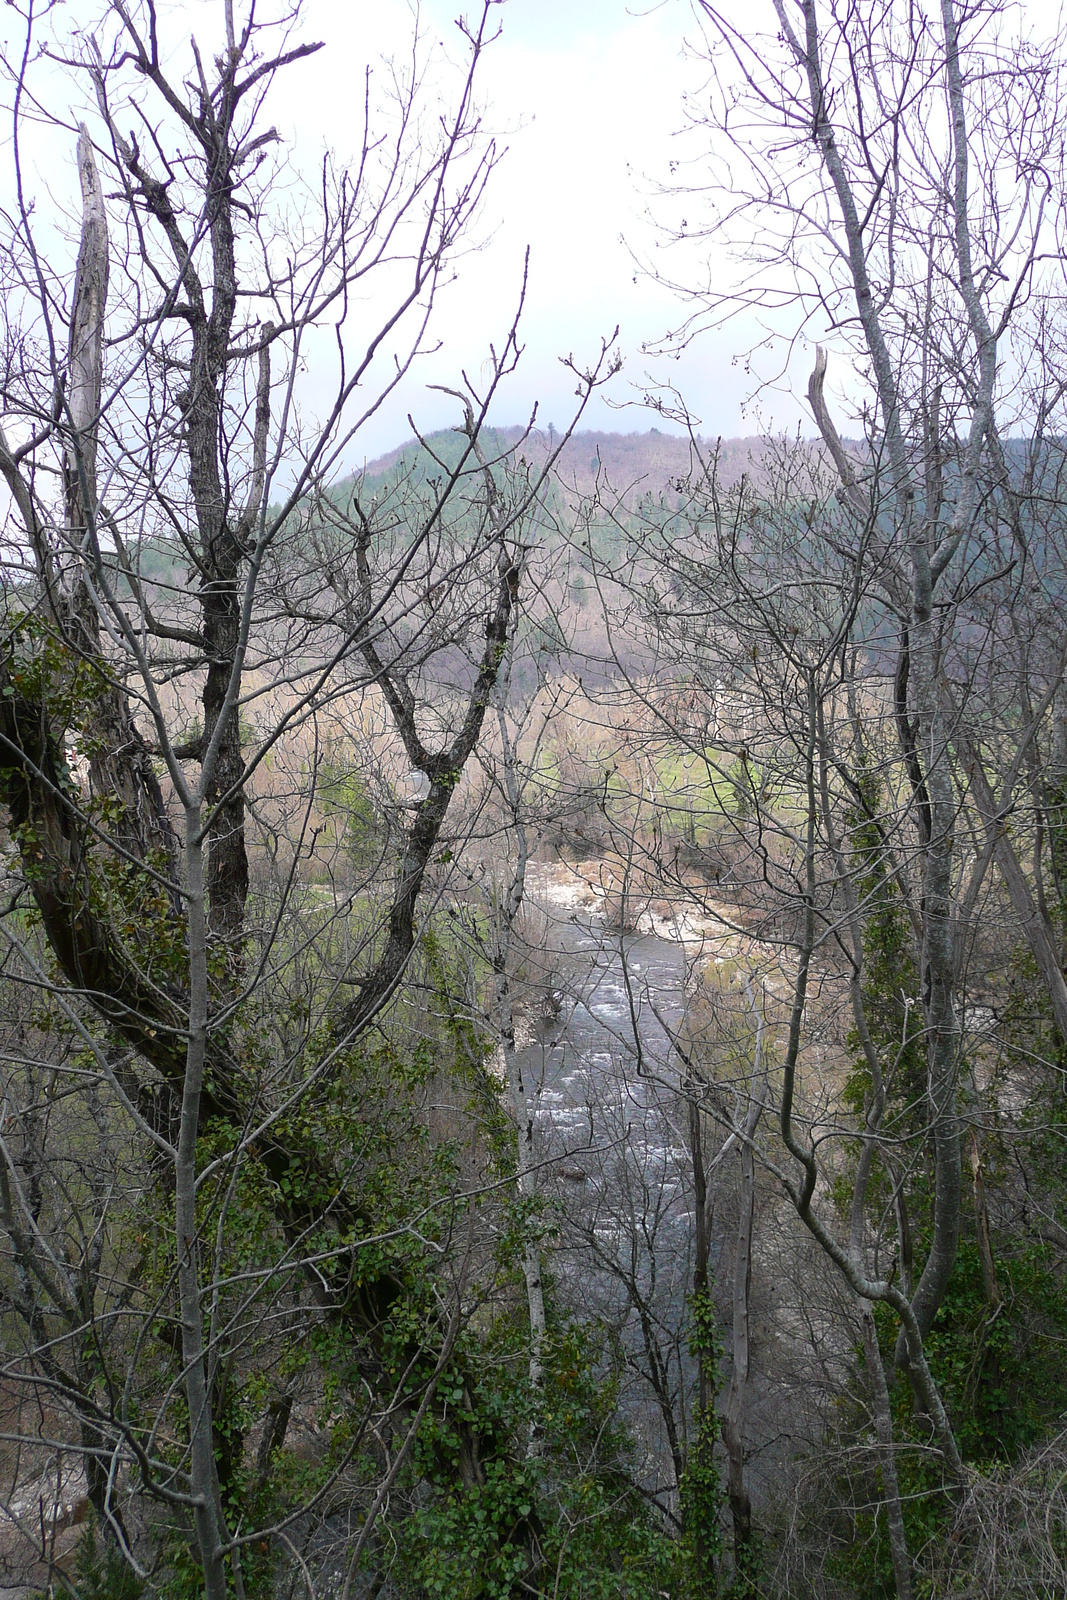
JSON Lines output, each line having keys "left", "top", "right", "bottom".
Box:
{"left": 722, "top": 1012, "right": 764, "bottom": 1591}
{"left": 862, "top": 1307, "right": 915, "bottom": 1600}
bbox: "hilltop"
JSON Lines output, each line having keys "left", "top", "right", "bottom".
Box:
{"left": 357, "top": 426, "right": 804, "bottom": 502}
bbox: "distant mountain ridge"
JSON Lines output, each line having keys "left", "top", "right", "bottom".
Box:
{"left": 358, "top": 426, "right": 1065, "bottom": 514}
{"left": 358, "top": 426, "right": 809, "bottom": 501}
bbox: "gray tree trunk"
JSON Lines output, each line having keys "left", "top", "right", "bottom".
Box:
{"left": 862, "top": 1307, "right": 915, "bottom": 1600}
{"left": 176, "top": 814, "right": 227, "bottom": 1600}
{"left": 721, "top": 988, "right": 764, "bottom": 1587}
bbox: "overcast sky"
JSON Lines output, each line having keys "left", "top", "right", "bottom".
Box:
{"left": 293, "top": 0, "right": 1067, "bottom": 459}
{"left": 276, "top": 0, "right": 816, "bottom": 456}
{"left": 6, "top": 0, "right": 1065, "bottom": 466}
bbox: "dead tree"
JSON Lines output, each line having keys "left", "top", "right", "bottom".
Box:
{"left": 0, "top": 3, "right": 614, "bottom": 1590}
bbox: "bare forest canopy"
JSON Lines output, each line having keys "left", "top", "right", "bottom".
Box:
{"left": 358, "top": 426, "right": 780, "bottom": 502}
{"left": 120, "top": 429, "right": 774, "bottom": 581}
{"left": 5, "top": 3, "right": 1067, "bottom": 1600}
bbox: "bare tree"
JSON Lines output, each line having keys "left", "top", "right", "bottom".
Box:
{"left": 0, "top": 2, "right": 616, "bottom": 1592}
{"left": 571, "top": 437, "right": 971, "bottom": 1600}
{"left": 554, "top": 3, "right": 1067, "bottom": 1589}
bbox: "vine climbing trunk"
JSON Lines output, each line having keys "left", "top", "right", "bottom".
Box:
{"left": 685, "top": 1097, "right": 721, "bottom": 1589}
{"left": 722, "top": 990, "right": 765, "bottom": 1592}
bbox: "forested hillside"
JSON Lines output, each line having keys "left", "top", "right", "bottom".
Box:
{"left": 360, "top": 426, "right": 774, "bottom": 502}
{"left": 1, "top": 3, "right": 1066, "bottom": 1600}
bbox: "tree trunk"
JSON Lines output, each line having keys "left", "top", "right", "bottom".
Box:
{"left": 862, "top": 1307, "right": 914, "bottom": 1600}
{"left": 491, "top": 636, "right": 547, "bottom": 1444}
{"left": 502, "top": 1013, "right": 547, "bottom": 1414}
{"left": 964, "top": 744, "right": 1067, "bottom": 1044}
{"left": 903, "top": 586, "right": 962, "bottom": 1350}
{"left": 176, "top": 813, "right": 227, "bottom": 1600}
{"left": 970, "top": 1129, "right": 1000, "bottom": 1308}
{"left": 687, "top": 1096, "right": 720, "bottom": 1589}
{"left": 722, "top": 989, "right": 764, "bottom": 1591}
{"left": 722, "top": 1135, "right": 755, "bottom": 1589}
